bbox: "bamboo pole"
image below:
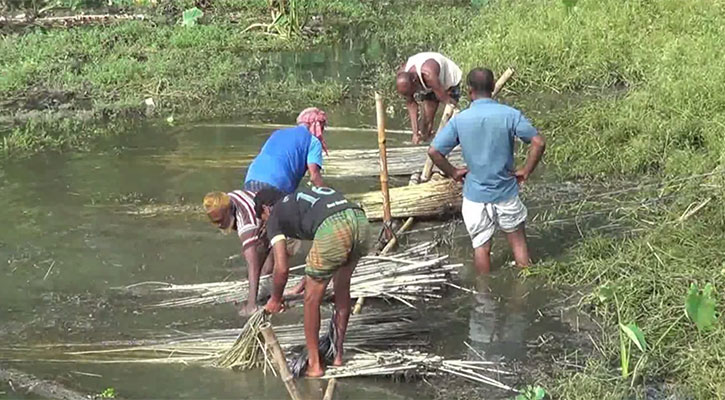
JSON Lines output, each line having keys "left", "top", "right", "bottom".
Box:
{"left": 322, "top": 377, "right": 337, "bottom": 400}
{"left": 375, "top": 93, "right": 393, "bottom": 239}
{"left": 420, "top": 103, "right": 457, "bottom": 182}
{"left": 260, "top": 323, "right": 302, "bottom": 400}
{"left": 493, "top": 67, "right": 515, "bottom": 98}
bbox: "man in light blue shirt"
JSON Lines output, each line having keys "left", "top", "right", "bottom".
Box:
{"left": 428, "top": 68, "right": 546, "bottom": 273}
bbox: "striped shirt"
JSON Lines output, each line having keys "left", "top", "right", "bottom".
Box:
{"left": 228, "top": 190, "right": 261, "bottom": 249}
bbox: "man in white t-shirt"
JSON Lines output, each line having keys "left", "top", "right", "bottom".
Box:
{"left": 396, "top": 52, "right": 462, "bottom": 144}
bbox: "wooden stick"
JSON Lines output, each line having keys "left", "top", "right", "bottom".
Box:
{"left": 323, "top": 377, "right": 337, "bottom": 400}
{"left": 380, "top": 215, "right": 416, "bottom": 254}
{"left": 493, "top": 67, "right": 515, "bottom": 98}
{"left": 259, "top": 323, "right": 302, "bottom": 400}
{"left": 420, "top": 103, "right": 457, "bottom": 182}
{"left": 375, "top": 93, "right": 393, "bottom": 238}
{"left": 0, "top": 366, "right": 92, "bottom": 400}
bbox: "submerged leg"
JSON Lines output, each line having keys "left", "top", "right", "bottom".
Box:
{"left": 473, "top": 239, "right": 493, "bottom": 274}
{"left": 505, "top": 223, "right": 530, "bottom": 267}
{"left": 332, "top": 261, "right": 355, "bottom": 366}
{"left": 285, "top": 276, "right": 306, "bottom": 296}
{"left": 304, "top": 276, "right": 330, "bottom": 377}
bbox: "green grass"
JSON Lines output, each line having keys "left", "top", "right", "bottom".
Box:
{"left": 526, "top": 171, "right": 725, "bottom": 398}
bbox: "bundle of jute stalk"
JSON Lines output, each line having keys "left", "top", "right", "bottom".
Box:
{"left": 50, "top": 310, "right": 431, "bottom": 368}
{"left": 323, "top": 147, "right": 464, "bottom": 177}
{"left": 321, "top": 349, "right": 518, "bottom": 393}
{"left": 214, "top": 309, "right": 269, "bottom": 369}
{"left": 347, "top": 177, "right": 462, "bottom": 220}
{"left": 125, "top": 242, "right": 460, "bottom": 308}
{"left": 144, "top": 146, "right": 464, "bottom": 178}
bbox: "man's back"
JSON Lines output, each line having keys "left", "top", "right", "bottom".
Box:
{"left": 431, "top": 99, "right": 538, "bottom": 203}
{"left": 245, "top": 126, "right": 323, "bottom": 194}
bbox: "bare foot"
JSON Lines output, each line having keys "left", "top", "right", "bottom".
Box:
{"left": 332, "top": 357, "right": 343, "bottom": 367}
{"left": 284, "top": 278, "right": 305, "bottom": 296}
{"left": 237, "top": 303, "right": 259, "bottom": 317}
{"left": 305, "top": 363, "right": 325, "bottom": 378}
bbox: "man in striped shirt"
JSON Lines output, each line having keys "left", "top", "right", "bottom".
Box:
{"left": 203, "top": 189, "right": 291, "bottom": 316}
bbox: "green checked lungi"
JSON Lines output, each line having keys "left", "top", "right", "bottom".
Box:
{"left": 305, "top": 208, "right": 371, "bottom": 280}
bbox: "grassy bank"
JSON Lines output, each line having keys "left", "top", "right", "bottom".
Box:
{"left": 449, "top": 1, "right": 724, "bottom": 397}
{"left": 369, "top": 0, "right": 725, "bottom": 397}
{"left": 0, "top": 0, "right": 377, "bottom": 156}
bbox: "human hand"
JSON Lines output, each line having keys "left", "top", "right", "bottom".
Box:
{"left": 513, "top": 168, "right": 529, "bottom": 185}
{"left": 412, "top": 133, "right": 422, "bottom": 145}
{"left": 264, "top": 297, "right": 285, "bottom": 314}
{"left": 451, "top": 167, "right": 468, "bottom": 182}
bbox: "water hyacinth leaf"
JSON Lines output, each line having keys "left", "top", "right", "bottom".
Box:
{"left": 685, "top": 283, "right": 717, "bottom": 331}
{"left": 182, "top": 7, "right": 203, "bottom": 27}
{"left": 619, "top": 323, "right": 646, "bottom": 352}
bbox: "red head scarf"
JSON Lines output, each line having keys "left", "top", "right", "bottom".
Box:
{"left": 296, "top": 107, "right": 328, "bottom": 155}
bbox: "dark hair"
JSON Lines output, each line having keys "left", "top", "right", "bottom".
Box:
{"left": 254, "top": 188, "right": 284, "bottom": 218}
{"left": 466, "top": 68, "right": 495, "bottom": 94}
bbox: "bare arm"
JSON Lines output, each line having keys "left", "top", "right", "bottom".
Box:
{"left": 515, "top": 135, "right": 546, "bottom": 183}
{"left": 428, "top": 147, "right": 468, "bottom": 181}
{"left": 242, "top": 238, "right": 262, "bottom": 293}
{"left": 405, "top": 96, "right": 420, "bottom": 144}
{"left": 269, "top": 239, "right": 290, "bottom": 304}
{"left": 239, "top": 233, "right": 265, "bottom": 313}
{"left": 307, "top": 163, "right": 324, "bottom": 187}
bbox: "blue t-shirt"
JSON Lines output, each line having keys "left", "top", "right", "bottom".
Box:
{"left": 431, "top": 98, "right": 538, "bottom": 203}
{"left": 244, "top": 125, "right": 324, "bottom": 194}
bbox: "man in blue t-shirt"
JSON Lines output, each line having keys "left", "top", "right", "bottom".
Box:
{"left": 428, "top": 68, "right": 546, "bottom": 274}
{"left": 244, "top": 124, "right": 324, "bottom": 194}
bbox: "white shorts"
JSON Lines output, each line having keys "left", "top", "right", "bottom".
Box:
{"left": 462, "top": 195, "right": 527, "bottom": 248}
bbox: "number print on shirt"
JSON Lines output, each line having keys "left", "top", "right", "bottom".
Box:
{"left": 311, "top": 186, "right": 336, "bottom": 195}
{"left": 296, "top": 187, "right": 337, "bottom": 207}
{"left": 296, "top": 192, "right": 319, "bottom": 206}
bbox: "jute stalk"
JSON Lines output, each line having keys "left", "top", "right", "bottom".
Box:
{"left": 375, "top": 92, "right": 393, "bottom": 238}
{"left": 260, "top": 323, "right": 303, "bottom": 400}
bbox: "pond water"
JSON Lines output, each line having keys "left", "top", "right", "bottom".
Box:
{"left": 0, "top": 34, "right": 596, "bottom": 399}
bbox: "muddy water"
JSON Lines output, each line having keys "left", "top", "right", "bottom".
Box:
{"left": 0, "top": 35, "right": 590, "bottom": 398}
{"left": 0, "top": 112, "right": 581, "bottom": 399}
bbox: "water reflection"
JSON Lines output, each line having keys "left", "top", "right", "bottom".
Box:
{"left": 468, "top": 273, "right": 529, "bottom": 360}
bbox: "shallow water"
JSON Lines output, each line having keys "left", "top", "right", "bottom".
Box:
{"left": 0, "top": 110, "right": 586, "bottom": 398}
{"left": 0, "top": 36, "right": 594, "bottom": 399}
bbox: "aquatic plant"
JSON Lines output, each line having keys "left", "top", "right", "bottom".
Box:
{"left": 598, "top": 283, "right": 647, "bottom": 379}
{"left": 685, "top": 283, "right": 717, "bottom": 332}
{"left": 181, "top": 7, "right": 203, "bottom": 27}
{"left": 514, "top": 385, "right": 547, "bottom": 400}
{"left": 242, "top": 0, "right": 307, "bottom": 38}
